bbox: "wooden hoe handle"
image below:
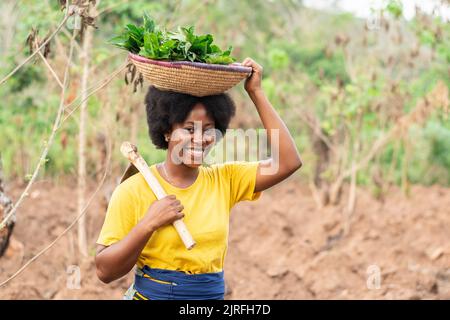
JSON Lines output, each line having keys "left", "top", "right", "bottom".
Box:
{"left": 120, "top": 141, "right": 196, "bottom": 250}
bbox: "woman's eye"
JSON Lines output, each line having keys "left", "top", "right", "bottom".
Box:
{"left": 204, "top": 129, "right": 216, "bottom": 138}
{"left": 184, "top": 127, "right": 194, "bottom": 134}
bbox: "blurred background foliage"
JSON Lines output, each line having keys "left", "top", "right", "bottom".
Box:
{"left": 0, "top": 0, "right": 449, "bottom": 195}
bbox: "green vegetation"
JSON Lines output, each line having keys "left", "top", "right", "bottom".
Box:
{"left": 0, "top": 0, "right": 449, "bottom": 192}
{"left": 110, "top": 13, "right": 235, "bottom": 64}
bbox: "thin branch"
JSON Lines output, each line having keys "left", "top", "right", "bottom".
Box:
{"left": 89, "top": 51, "right": 123, "bottom": 74}
{"left": 0, "top": 29, "right": 77, "bottom": 231}
{"left": 0, "top": 139, "right": 112, "bottom": 288}
{"left": 164, "top": 0, "right": 183, "bottom": 28}
{"left": 60, "top": 26, "right": 83, "bottom": 52}
{"left": 0, "top": 61, "right": 125, "bottom": 231}
{"left": 59, "top": 61, "right": 128, "bottom": 127}
{"left": 335, "top": 81, "right": 448, "bottom": 185}
{"left": 280, "top": 90, "right": 337, "bottom": 154}
{"left": 292, "top": 107, "right": 337, "bottom": 154}
{"left": 97, "top": 0, "right": 130, "bottom": 16}
{"left": 0, "top": 10, "right": 73, "bottom": 86}
{"left": 0, "top": 58, "right": 126, "bottom": 232}
{"left": 340, "top": 131, "right": 393, "bottom": 182}
{"left": 34, "top": 40, "right": 64, "bottom": 89}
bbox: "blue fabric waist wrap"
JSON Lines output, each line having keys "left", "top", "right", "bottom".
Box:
{"left": 134, "top": 266, "right": 225, "bottom": 300}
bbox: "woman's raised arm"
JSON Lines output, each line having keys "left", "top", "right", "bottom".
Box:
{"left": 242, "top": 58, "right": 302, "bottom": 193}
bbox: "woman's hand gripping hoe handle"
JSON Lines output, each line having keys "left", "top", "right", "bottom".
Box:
{"left": 120, "top": 142, "right": 196, "bottom": 250}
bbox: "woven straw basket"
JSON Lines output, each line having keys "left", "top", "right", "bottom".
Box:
{"left": 128, "top": 53, "right": 252, "bottom": 97}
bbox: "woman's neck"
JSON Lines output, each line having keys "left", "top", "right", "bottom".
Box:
{"left": 161, "top": 155, "right": 199, "bottom": 187}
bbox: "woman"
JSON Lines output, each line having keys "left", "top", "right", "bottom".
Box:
{"left": 95, "top": 58, "right": 302, "bottom": 300}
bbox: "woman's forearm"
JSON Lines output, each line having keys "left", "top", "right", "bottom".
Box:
{"left": 95, "top": 195, "right": 184, "bottom": 283}
{"left": 248, "top": 89, "right": 302, "bottom": 171}
{"left": 95, "top": 221, "right": 155, "bottom": 283}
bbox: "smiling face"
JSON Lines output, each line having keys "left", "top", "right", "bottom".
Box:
{"left": 167, "top": 103, "right": 217, "bottom": 167}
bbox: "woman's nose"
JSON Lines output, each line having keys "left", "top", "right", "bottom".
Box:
{"left": 190, "top": 130, "right": 214, "bottom": 146}
{"left": 191, "top": 128, "right": 203, "bottom": 145}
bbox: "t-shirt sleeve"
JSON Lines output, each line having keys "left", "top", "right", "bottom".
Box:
{"left": 96, "top": 183, "right": 138, "bottom": 246}
{"left": 224, "top": 161, "right": 262, "bottom": 206}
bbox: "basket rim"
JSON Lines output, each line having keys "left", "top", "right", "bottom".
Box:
{"left": 128, "top": 53, "right": 252, "bottom": 74}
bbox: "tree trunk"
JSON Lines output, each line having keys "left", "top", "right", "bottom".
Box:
{"left": 0, "top": 155, "right": 14, "bottom": 258}
{"left": 312, "top": 131, "right": 331, "bottom": 206}
{"left": 77, "top": 1, "right": 97, "bottom": 257}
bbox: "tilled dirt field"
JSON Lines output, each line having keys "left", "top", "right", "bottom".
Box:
{"left": 1, "top": 175, "right": 449, "bottom": 299}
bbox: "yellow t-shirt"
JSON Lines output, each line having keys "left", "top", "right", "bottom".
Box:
{"left": 96, "top": 161, "right": 261, "bottom": 274}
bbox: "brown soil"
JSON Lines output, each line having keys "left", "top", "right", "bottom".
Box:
{"left": 0, "top": 175, "right": 449, "bottom": 299}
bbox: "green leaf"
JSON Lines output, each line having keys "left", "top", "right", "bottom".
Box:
{"left": 205, "top": 54, "right": 235, "bottom": 64}
{"left": 386, "top": 0, "right": 403, "bottom": 19}
{"left": 108, "top": 35, "right": 128, "bottom": 48}
{"left": 209, "top": 44, "right": 221, "bottom": 54}
{"left": 143, "top": 31, "right": 160, "bottom": 58}
{"left": 182, "top": 26, "right": 196, "bottom": 44}
{"left": 143, "top": 12, "right": 155, "bottom": 33}
{"left": 109, "top": 15, "right": 236, "bottom": 64}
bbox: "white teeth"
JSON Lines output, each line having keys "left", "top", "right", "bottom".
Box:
{"left": 191, "top": 150, "right": 203, "bottom": 157}
{"left": 184, "top": 148, "right": 203, "bottom": 157}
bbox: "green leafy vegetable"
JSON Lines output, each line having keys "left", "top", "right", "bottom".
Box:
{"left": 109, "top": 14, "right": 236, "bottom": 65}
